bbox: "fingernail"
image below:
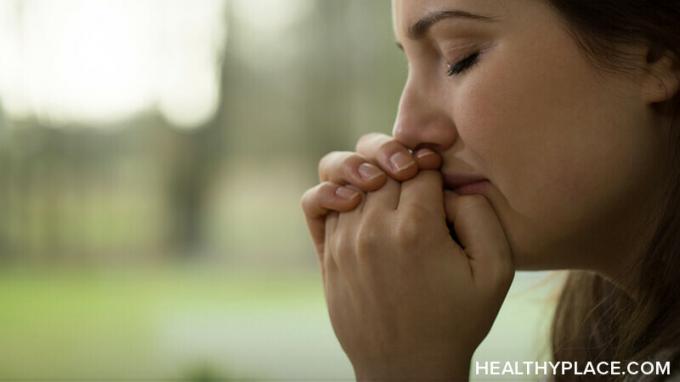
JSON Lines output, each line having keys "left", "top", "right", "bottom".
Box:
{"left": 415, "top": 148, "right": 436, "bottom": 160}
{"left": 358, "top": 163, "right": 383, "bottom": 181}
{"left": 390, "top": 152, "right": 416, "bottom": 172}
{"left": 336, "top": 186, "right": 360, "bottom": 200}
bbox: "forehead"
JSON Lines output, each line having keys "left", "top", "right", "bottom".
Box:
{"left": 392, "top": 0, "right": 507, "bottom": 36}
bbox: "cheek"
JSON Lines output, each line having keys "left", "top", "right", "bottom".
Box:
{"left": 450, "top": 44, "right": 654, "bottom": 268}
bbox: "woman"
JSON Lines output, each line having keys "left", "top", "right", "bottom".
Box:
{"left": 300, "top": 0, "right": 680, "bottom": 380}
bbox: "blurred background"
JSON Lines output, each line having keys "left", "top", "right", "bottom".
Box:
{"left": 0, "top": 0, "right": 561, "bottom": 380}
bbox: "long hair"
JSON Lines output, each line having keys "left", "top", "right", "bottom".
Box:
{"left": 545, "top": 1, "right": 680, "bottom": 380}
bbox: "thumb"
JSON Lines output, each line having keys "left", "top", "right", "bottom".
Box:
{"left": 444, "top": 190, "right": 514, "bottom": 290}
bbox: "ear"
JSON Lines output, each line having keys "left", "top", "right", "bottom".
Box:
{"left": 640, "top": 45, "right": 680, "bottom": 105}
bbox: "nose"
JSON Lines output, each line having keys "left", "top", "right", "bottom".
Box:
{"left": 392, "top": 77, "right": 457, "bottom": 152}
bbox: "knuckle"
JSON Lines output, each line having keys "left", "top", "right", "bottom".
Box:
{"left": 342, "top": 153, "right": 366, "bottom": 178}
{"left": 395, "top": 223, "right": 421, "bottom": 248}
{"left": 327, "top": 232, "right": 339, "bottom": 260}
{"left": 319, "top": 181, "right": 337, "bottom": 194}
{"left": 394, "top": 218, "right": 422, "bottom": 249}
{"left": 395, "top": 208, "right": 432, "bottom": 247}
{"left": 303, "top": 182, "right": 337, "bottom": 211}
{"left": 408, "top": 204, "right": 432, "bottom": 222}
{"left": 378, "top": 139, "right": 402, "bottom": 155}
{"left": 319, "top": 182, "right": 341, "bottom": 203}
{"left": 356, "top": 133, "right": 381, "bottom": 151}
{"left": 331, "top": 231, "right": 352, "bottom": 266}
{"left": 378, "top": 140, "right": 413, "bottom": 171}
{"left": 320, "top": 151, "right": 368, "bottom": 184}
{"left": 300, "top": 186, "right": 319, "bottom": 211}
{"left": 318, "top": 151, "right": 343, "bottom": 180}
{"left": 355, "top": 225, "right": 382, "bottom": 257}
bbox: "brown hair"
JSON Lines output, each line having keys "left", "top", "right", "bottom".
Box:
{"left": 545, "top": 1, "right": 680, "bottom": 380}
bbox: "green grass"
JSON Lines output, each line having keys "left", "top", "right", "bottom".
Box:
{"left": 0, "top": 267, "right": 559, "bottom": 381}
{"left": 0, "top": 267, "right": 326, "bottom": 380}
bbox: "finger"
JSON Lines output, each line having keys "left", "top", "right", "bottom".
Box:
{"left": 399, "top": 170, "right": 445, "bottom": 219}
{"left": 301, "top": 182, "right": 363, "bottom": 260}
{"left": 318, "top": 151, "right": 387, "bottom": 191}
{"left": 363, "top": 176, "right": 401, "bottom": 213}
{"left": 414, "top": 148, "right": 443, "bottom": 170}
{"left": 324, "top": 211, "right": 339, "bottom": 275}
{"left": 444, "top": 191, "right": 514, "bottom": 290}
{"left": 355, "top": 133, "right": 418, "bottom": 181}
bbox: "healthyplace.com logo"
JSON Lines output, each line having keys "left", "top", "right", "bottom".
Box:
{"left": 475, "top": 361, "right": 671, "bottom": 377}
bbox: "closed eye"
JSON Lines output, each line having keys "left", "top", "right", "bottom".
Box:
{"left": 447, "top": 51, "right": 480, "bottom": 77}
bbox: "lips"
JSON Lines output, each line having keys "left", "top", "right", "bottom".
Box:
{"left": 443, "top": 172, "right": 489, "bottom": 194}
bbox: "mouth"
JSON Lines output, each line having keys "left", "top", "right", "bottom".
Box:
{"left": 443, "top": 172, "right": 490, "bottom": 195}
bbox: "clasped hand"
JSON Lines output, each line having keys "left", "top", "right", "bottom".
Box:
{"left": 301, "top": 133, "right": 515, "bottom": 381}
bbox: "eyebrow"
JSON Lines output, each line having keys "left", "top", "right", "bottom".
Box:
{"left": 399, "top": 9, "right": 500, "bottom": 47}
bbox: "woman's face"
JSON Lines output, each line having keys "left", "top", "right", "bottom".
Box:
{"left": 392, "top": 0, "right": 672, "bottom": 276}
